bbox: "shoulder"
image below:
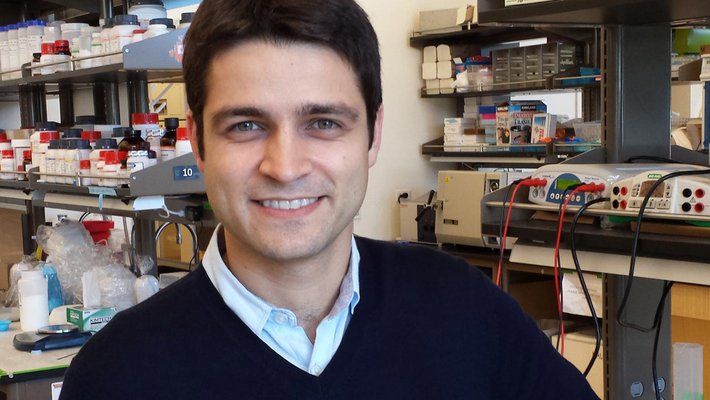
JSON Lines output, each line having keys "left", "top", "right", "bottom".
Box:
{"left": 354, "top": 236, "right": 485, "bottom": 286}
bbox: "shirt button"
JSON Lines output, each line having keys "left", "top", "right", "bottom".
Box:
{"left": 274, "top": 313, "right": 287, "bottom": 325}
{"left": 312, "top": 365, "right": 323, "bottom": 375}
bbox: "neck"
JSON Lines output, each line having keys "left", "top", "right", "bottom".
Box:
{"left": 222, "top": 228, "right": 352, "bottom": 340}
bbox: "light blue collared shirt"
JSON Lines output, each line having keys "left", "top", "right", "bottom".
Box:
{"left": 202, "top": 226, "right": 360, "bottom": 376}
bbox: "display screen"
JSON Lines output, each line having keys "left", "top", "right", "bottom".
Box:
{"left": 639, "top": 180, "right": 664, "bottom": 198}
{"left": 555, "top": 178, "right": 580, "bottom": 191}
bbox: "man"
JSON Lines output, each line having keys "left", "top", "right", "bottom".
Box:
{"left": 60, "top": 0, "right": 598, "bottom": 398}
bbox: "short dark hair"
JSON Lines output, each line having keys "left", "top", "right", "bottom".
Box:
{"left": 183, "top": 0, "right": 382, "bottom": 158}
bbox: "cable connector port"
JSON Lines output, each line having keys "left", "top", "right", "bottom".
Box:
{"left": 577, "top": 183, "right": 605, "bottom": 192}
{"left": 518, "top": 178, "right": 548, "bottom": 187}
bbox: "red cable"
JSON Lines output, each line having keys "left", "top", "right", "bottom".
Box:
{"left": 553, "top": 183, "right": 605, "bottom": 355}
{"left": 497, "top": 178, "right": 547, "bottom": 286}
{"left": 496, "top": 183, "right": 522, "bottom": 286}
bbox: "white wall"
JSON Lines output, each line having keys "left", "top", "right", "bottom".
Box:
{"left": 353, "top": 0, "right": 462, "bottom": 240}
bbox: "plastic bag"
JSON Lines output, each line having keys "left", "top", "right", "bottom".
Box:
{"left": 3, "top": 256, "right": 37, "bottom": 307}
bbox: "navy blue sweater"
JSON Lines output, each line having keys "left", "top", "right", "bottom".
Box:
{"left": 60, "top": 237, "right": 598, "bottom": 399}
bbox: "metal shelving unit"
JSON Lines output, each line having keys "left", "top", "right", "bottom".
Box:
{"left": 474, "top": 1, "right": 710, "bottom": 398}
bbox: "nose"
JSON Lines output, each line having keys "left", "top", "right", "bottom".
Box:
{"left": 258, "top": 129, "right": 312, "bottom": 183}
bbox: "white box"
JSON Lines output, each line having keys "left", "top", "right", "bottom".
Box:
{"left": 437, "top": 44, "right": 452, "bottom": 61}
{"left": 464, "top": 97, "right": 478, "bottom": 105}
{"left": 425, "top": 79, "right": 439, "bottom": 90}
{"left": 444, "top": 117, "right": 478, "bottom": 126}
{"left": 437, "top": 60, "right": 453, "bottom": 79}
{"left": 463, "top": 112, "right": 478, "bottom": 119}
{"left": 531, "top": 113, "right": 557, "bottom": 143}
{"left": 422, "top": 62, "right": 437, "bottom": 80}
{"left": 439, "top": 78, "right": 454, "bottom": 92}
{"left": 423, "top": 46, "right": 437, "bottom": 63}
{"left": 426, "top": 88, "right": 440, "bottom": 95}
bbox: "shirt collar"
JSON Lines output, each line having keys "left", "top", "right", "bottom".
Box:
{"left": 202, "top": 225, "right": 361, "bottom": 334}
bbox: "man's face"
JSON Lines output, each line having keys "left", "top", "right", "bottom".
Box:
{"left": 188, "top": 41, "right": 382, "bottom": 264}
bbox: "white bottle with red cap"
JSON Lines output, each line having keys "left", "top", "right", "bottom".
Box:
{"left": 0, "top": 149, "right": 15, "bottom": 180}
{"left": 132, "top": 112, "right": 162, "bottom": 161}
{"left": 175, "top": 127, "right": 192, "bottom": 157}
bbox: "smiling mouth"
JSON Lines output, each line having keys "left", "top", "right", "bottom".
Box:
{"left": 258, "top": 197, "right": 320, "bottom": 210}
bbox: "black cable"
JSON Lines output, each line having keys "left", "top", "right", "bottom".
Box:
{"left": 617, "top": 168, "right": 710, "bottom": 332}
{"left": 570, "top": 196, "right": 610, "bottom": 377}
{"left": 652, "top": 280, "right": 673, "bottom": 400}
{"left": 625, "top": 155, "right": 679, "bottom": 164}
{"left": 554, "top": 184, "right": 581, "bottom": 351}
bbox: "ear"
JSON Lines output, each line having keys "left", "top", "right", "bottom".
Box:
{"left": 186, "top": 109, "right": 205, "bottom": 172}
{"left": 367, "top": 105, "right": 384, "bottom": 168}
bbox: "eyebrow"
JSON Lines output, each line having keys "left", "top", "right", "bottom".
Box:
{"left": 211, "top": 106, "right": 268, "bottom": 126}
{"left": 299, "top": 103, "right": 360, "bottom": 122}
{"left": 210, "top": 102, "right": 361, "bottom": 125}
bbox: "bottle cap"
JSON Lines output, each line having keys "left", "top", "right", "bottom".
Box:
{"left": 180, "top": 12, "right": 195, "bottom": 25}
{"left": 77, "top": 140, "right": 92, "bottom": 149}
{"left": 131, "top": 113, "right": 159, "bottom": 125}
{"left": 113, "top": 14, "right": 140, "bottom": 26}
{"left": 23, "top": 149, "right": 31, "bottom": 159}
{"left": 149, "top": 18, "right": 175, "bottom": 29}
{"left": 164, "top": 117, "right": 179, "bottom": 130}
{"left": 176, "top": 127, "right": 189, "bottom": 140}
{"left": 41, "top": 42, "right": 55, "bottom": 55}
{"left": 63, "top": 128, "right": 83, "bottom": 139}
{"left": 95, "top": 138, "right": 119, "bottom": 149}
{"left": 1, "top": 149, "right": 13, "bottom": 157}
{"left": 40, "top": 131, "right": 60, "bottom": 142}
{"left": 80, "top": 159, "right": 90, "bottom": 169}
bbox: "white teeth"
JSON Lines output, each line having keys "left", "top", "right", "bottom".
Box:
{"left": 260, "top": 198, "right": 317, "bottom": 210}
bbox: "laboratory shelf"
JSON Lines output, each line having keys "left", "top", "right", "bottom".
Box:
{"left": 409, "top": 25, "right": 539, "bottom": 47}
{"left": 0, "top": 28, "right": 185, "bottom": 90}
{"left": 421, "top": 78, "right": 599, "bottom": 99}
{"left": 422, "top": 137, "right": 600, "bottom": 166}
{"left": 476, "top": 0, "right": 710, "bottom": 26}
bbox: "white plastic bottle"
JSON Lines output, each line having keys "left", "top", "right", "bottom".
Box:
{"left": 143, "top": 20, "right": 170, "bottom": 39}
{"left": 98, "top": 19, "right": 113, "bottom": 66}
{"left": 0, "top": 149, "right": 15, "bottom": 180}
{"left": 11, "top": 138, "right": 30, "bottom": 178}
{"left": 128, "top": 0, "right": 167, "bottom": 29}
{"left": 132, "top": 112, "right": 161, "bottom": 160}
{"left": 175, "top": 127, "right": 192, "bottom": 157}
{"left": 90, "top": 32, "right": 102, "bottom": 66}
{"left": 6, "top": 24, "right": 18, "bottom": 80}
{"left": 17, "top": 21, "right": 27, "bottom": 73}
{"left": 178, "top": 12, "right": 195, "bottom": 29}
{"left": 0, "top": 26, "right": 8, "bottom": 77}
{"left": 110, "top": 15, "right": 139, "bottom": 64}
{"left": 19, "top": 269, "right": 49, "bottom": 332}
{"left": 26, "top": 20, "right": 45, "bottom": 68}
{"left": 45, "top": 140, "right": 59, "bottom": 183}
{"left": 39, "top": 41, "right": 54, "bottom": 75}
{"left": 101, "top": 151, "right": 120, "bottom": 187}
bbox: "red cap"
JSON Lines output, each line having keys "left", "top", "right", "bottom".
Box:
{"left": 131, "top": 113, "right": 159, "bottom": 125}
{"left": 0, "top": 133, "right": 6, "bottom": 141}
{"left": 176, "top": 127, "right": 189, "bottom": 140}
{"left": 41, "top": 42, "right": 55, "bottom": 55}
{"left": 80, "top": 159, "right": 91, "bottom": 169}
{"left": 53, "top": 40, "right": 69, "bottom": 52}
{"left": 104, "top": 151, "right": 118, "bottom": 164}
{"left": 118, "top": 151, "right": 128, "bottom": 161}
{"left": 99, "top": 150, "right": 108, "bottom": 160}
{"left": 1, "top": 149, "right": 13, "bottom": 157}
{"left": 40, "top": 131, "right": 60, "bottom": 142}
{"left": 132, "top": 29, "right": 146, "bottom": 34}
{"left": 81, "top": 131, "right": 102, "bottom": 141}
{"left": 23, "top": 149, "right": 31, "bottom": 159}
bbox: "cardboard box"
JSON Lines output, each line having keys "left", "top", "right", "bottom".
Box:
{"left": 496, "top": 101, "right": 547, "bottom": 145}
{"left": 531, "top": 113, "right": 557, "bottom": 143}
{"left": 67, "top": 306, "right": 117, "bottom": 332}
{"left": 418, "top": 5, "right": 477, "bottom": 35}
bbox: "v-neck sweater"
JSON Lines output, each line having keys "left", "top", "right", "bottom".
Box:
{"left": 59, "top": 236, "right": 598, "bottom": 400}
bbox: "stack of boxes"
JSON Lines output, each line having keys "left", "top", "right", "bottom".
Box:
{"left": 443, "top": 117, "right": 481, "bottom": 150}
{"left": 479, "top": 104, "right": 497, "bottom": 145}
{"left": 422, "top": 44, "right": 455, "bottom": 95}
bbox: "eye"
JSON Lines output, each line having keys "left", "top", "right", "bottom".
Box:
{"left": 234, "top": 121, "right": 262, "bottom": 131}
{"left": 313, "top": 119, "right": 337, "bottom": 130}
